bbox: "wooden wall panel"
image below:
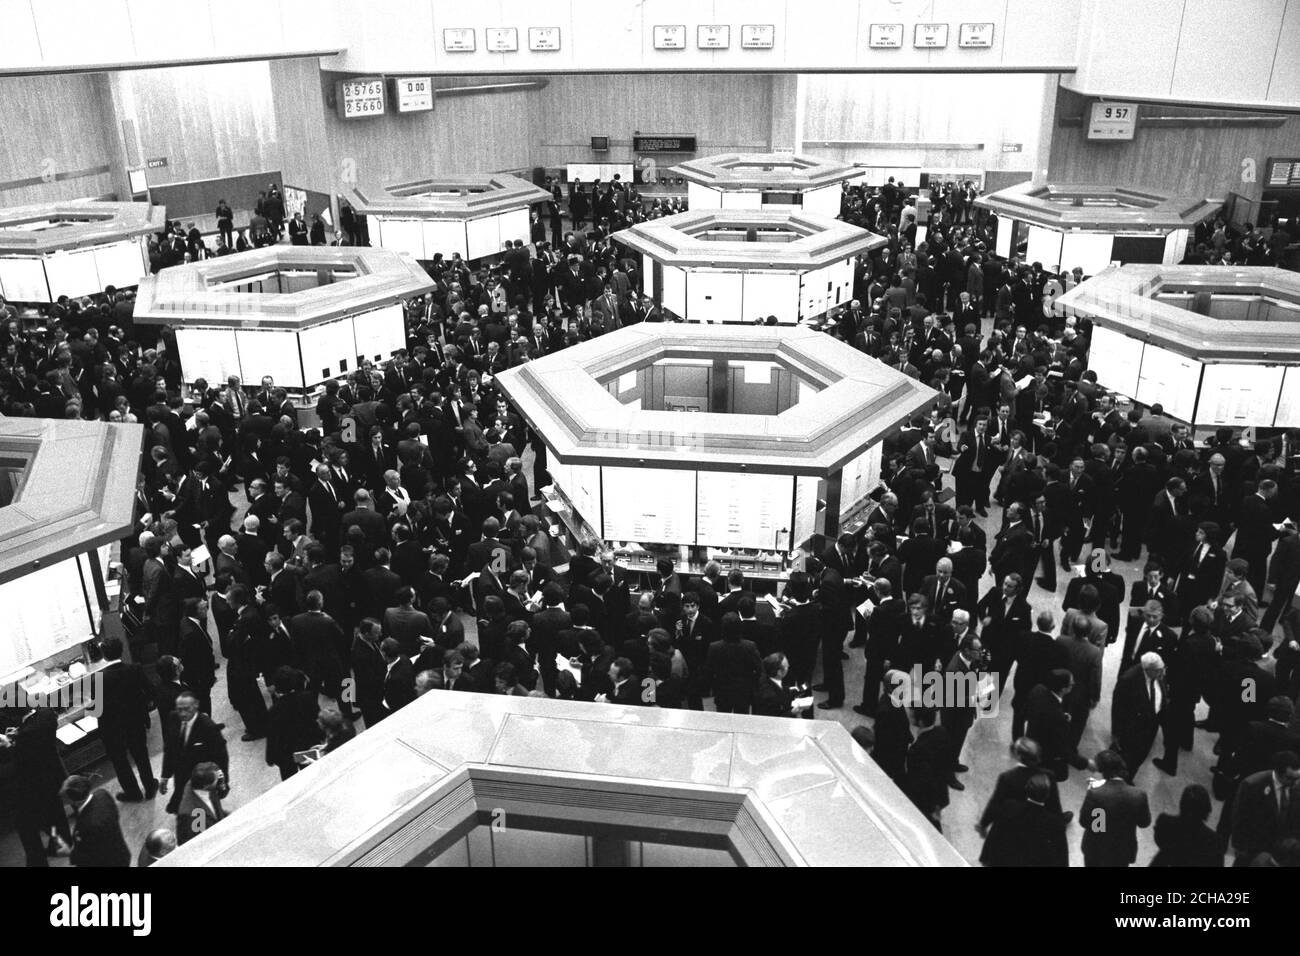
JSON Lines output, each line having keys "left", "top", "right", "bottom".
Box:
{"left": 530, "top": 73, "right": 773, "bottom": 169}
{"left": 0, "top": 74, "right": 115, "bottom": 203}
{"left": 117, "top": 62, "right": 281, "bottom": 188}
{"left": 1046, "top": 86, "right": 1300, "bottom": 215}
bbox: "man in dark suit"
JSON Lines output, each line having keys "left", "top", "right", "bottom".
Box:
{"left": 1175, "top": 522, "right": 1227, "bottom": 622}
{"left": 307, "top": 463, "right": 345, "bottom": 546}
{"left": 60, "top": 777, "right": 131, "bottom": 868}
{"left": 979, "top": 772, "right": 1069, "bottom": 867}
{"left": 360, "top": 549, "right": 403, "bottom": 620}
{"left": 176, "top": 762, "right": 227, "bottom": 845}
{"left": 1234, "top": 479, "right": 1282, "bottom": 596}
{"left": 953, "top": 416, "right": 993, "bottom": 514}
{"left": 290, "top": 590, "right": 348, "bottom": 699}
{"left": 1123, "top": 587, "right": 1179, "bottom": 671}
{"left": 920, "top": 558, "right": 966, "bottom": 628}
{"left": 262, "top": 552, "right": 302, "bottom": 618}
{"left": 381, "top": 638, "right": 416, "bottom": 716}
{"left": 705, "top": 614, "right": 763, "bottom": 714}
{"left": 1146, "top": 477, "right": 1191, "bottom": 572}
{"left": 1228, "top": 751, "right": 1300, "bottom": 865}
{"left": 176, "top": 598, "right": 217, "bottom": 715}
{"left": 93, "top": 637, "right": 158, "bottom": 803}
{"left": 225, "top": 585, "right": 269, "bottom": 742}
{"left": 1024, "top": 669, "right": 1075, "bottom": 781}
{"left": 0, "top": 707, "right": 73, "bottom": 865}
{"left": 529, "top": 584, "right": 572, "bottom": 697}
{"left": 160, "top": 692, "right": 229, "bottom": 815}
{"left": 676, "top": 591, "right": 716, "bottom": 710}
{"left": 905, "top": 707, "right": 953, "bottom": 831}
{"left": 1111, "top": 652, "right": 1172, "bottom": 781}
{"left": 940, "top": 628, "right": 985, "bottom": 785}
{"left": 752, "top": 653, "right": 808, "bottom": 718}
{"left": 1078, "top": 750, "right": 1152, "bottom": 866}
{"left": 990, "top": 503, "right": 1034, "bottom": 586}
{"left": 976, "top": 572, "right": 1032, "bottom": 692}
{"left": 976, "top": 737, "right": 1064, "bottom": 837}
{"left": 1010, "top": 612, "right": 1066, "bottom": 740}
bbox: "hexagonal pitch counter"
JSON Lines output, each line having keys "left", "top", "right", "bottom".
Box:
{"left": 133, "top": 246, "right": 434, "bottom": 392}
{"left": 347, "top": 173, "right": 551, "bottom": 262}
{"left": 495, "top": 323, "right": 938, "bottom": 556}
{"left": 672, "top": 152, "right": 859, "bottom": 217}
{"left": 974, "top": 181, "right": 1220, "bottom": 275}
{"left": 612, "top": 209, "right": 885, "bottom": 324}
{"left": 1059, "top": 264, "right": 1300, "bottom": 428}
{"left": 0, "top": 200, "right": 166, "bottom": 303}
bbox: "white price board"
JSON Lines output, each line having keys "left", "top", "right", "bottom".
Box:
{"left": 1274, "top": 366, "right": 1300, "bottom": 428}
{"left": 1199, "top": 364, "right": 1284, "bottom": 428}
{"left": 839, "top": 444, "right": 883, "bottom": 521}
{"left": 1135, "top": 342, "right": 1201, "bottom": 424}
{"left": 696, "top": 472, "right": 794, "bottom": 550}
{"left": 1088, "top": 325, "right": 1143, "bottom": 400}
{"left": 393, "top": 77, "right": 433, "bottom": 113}
{"left": 602, "top": 466, "right": 695, "bottom": 544}
{"left": 793, "top": 476, "right": 821, "bottom": 548}
{"left": 1088, "top": 101, "right": 1137, "bottom": 141}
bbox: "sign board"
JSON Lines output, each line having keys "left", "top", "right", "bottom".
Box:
{"left": 697, "top": 24, "right": 730, "bottom": 49}
{"left": 633, "top": 135, "right": 696, "bottom": 152}
{"left": 336, "top": 78, "right": 385, "bottom": 119}
{"left": 653, "top": 25, "right": 686, "bottom": 49}
{"left": 958, "top": 22, "right": 995, "bottom": 47}
{"left": 145, "top": 157, "right": 168, "bottom": 169}
{"left": 485, "top": 28, "right": 517, "bottom": 52}
{"left": 741, "top": 24, "right": 775, "bottom": 49}
{"left": 1001, "top": 143, "right": 1023, "bottom": 153}
{"left": 442, "top": 28, "right": 476, "bottom": 52}
{"left": 868, "top": 23, "right": 903, "bottom": 48}
{"left": 1087, "top": 101, "right": 1138, "bottom": 141}
{"left": 529, "top": 27, "right": 561, "bottom": 51}
{"left": 392, "top": 77, "right": 433, "bottom": 113}
{"left": 1265, "top": 158, "right": 1300, "bottom": 187}
{"left": 913, "top": 23, "right": 949, "bottom": 48}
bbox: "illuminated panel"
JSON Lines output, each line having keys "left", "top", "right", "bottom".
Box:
{"left": 661, "top": 264, "right": 687, "bottom": 317}
{"left": 174, "top": 328, "right": 241, "bottom": 388}
{"left": 352, "top": 303, "right": 405, "bottom": 366}
{"left": 687, "top": 182, "right": 722, "bottom": 210}
{"left": 719, "top": 191, "right": 764, "bottom": 210}
{"left": 549, "top": 458, "right": 602, "bottom": 534}
{"left": 1197, "top": 363, "right": 1284, "bottom": 428}
{"left": 0, "top": 555, "right": 99, "bottom": 677}
{"left": 1088, "top": 325, "right": 1143, "bottom": 399}
{"left": 235, "top": 328, "right": 304, "bottom": 390}
{"left": 801, "top": 184, "right": 841, "bottom": 218}
{"left": 1025, "top": 224, "right": 1063, "bottom": 271}
{"left": 742, "top": 272, "right": 800, "bottom": 324}
{"left": 994, "top": 217, "right": 1013, "bottom": 259}
{"left": 696, "top": 471, "right": 794, "bottom": 550}
{"left": 1275, "top": 367, "right": 1300, "bottom": 428}
{"left": 299, "top": 315, "right": 356, "bottom": 385}
{"left": 93, "top": 240, "right": 147, "bottom": 289}
{"left": 496, "top": 208, "right": 530, "bottom": 248}
{"left": 1059, "top": 231, "right": 1115, "bottom": 275}
{"left": 1135, "top": 341, "right": 1201, "bottom": 423}
{"left": 466, "top": 215, "right": 502, "bottom": 260}
{"left": 602, "top": 466, "right": 695, "bottom": 544}
{"left": 422, "top": 219, "right": 468, "bottom": 260}
{"left": 373, "top": 218, "right": 426, "bottom": 259}
{"left": 793, "top": 475, "right": 820, "bottom": 548}
{"left": 43, "top": 248, "right": 100, "bottom": 298}
{"left": 0, "top": 257, "right": 51, "bottom": 302}
{"left": 839, "top": 443, "right": 883, "bottom": 522}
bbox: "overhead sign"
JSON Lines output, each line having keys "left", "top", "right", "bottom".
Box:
{"left": 145, "top": 157, "right": 168, "bottom": 169}
{"left": 868, "top": 23, "right": 903, "bottom": 48}
{"left": 529, "top": 27, "right": 561, "bottom": 51}
{"left": 1087, "top": 101, "right": 1138, "bottom": 141}
{"left": 913, "top": 23, "right": 949, "bottom": 48}
{"left": 1001, "top": 143, "right": 1023, "bottom": 153}
{"left": 442, "top": 28, "right": 476, "bottom": 52}
{"left": 485, "top": 28, "right": 517, "bottom": 52}
{"left": 697, "top": 24, "right": 730, "bottom": 49}
{"left": 958, "top": 22, "right": 995, "bottom": 48}
{"left": 1265, "top": 157, "right": 1300, "bottom": 187}
{"left": 633, "top": 135, "right": 697, "bottom": 152}
{"left": 741, "top": 24, "right": 775, "bottom": 49}
{"left": 653, "top": 25, "right": 686, "bottom": 49}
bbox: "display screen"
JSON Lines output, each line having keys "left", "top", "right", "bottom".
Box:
{"left": 392, "top": 77, "right": 433, "bottom": 113}
{"left": 1135, "top": 342, "right": 1201, "bottom": 423}
{"left": 42, "top": 248, "right": 100, "bottom": 298}
{"left": 337, "top": 78, "right": 385, "bottom": 119}
{"left": 1026, "top": 224, "right": 1064, "bottom": 271}
{"left": 632, "top": 135, "right": 697, "bottom": 153}
{"left": 1088, "top": 325, "right": 1143, "bottom": 400}
{"left": 602, "top": 466, "right": 695, "bottom": 544}
{"left": 549, "top": 458, "right": 602, "bottom": 533}
{"left": 696, "top": 472, "right": 794, "bottom": 550}
{"left": 0, "top": 553, "right": 101, "bottom": 678}
{"left": 1198, "top": 363, "right": 1285, "bottom": 428}
{"left": 839, "top": 444, "right": 883, "bottom": 522}
{"left": 1059, "top": 232, "right": 1115, "bottom": 276}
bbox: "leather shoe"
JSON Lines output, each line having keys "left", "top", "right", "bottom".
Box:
{"left": 852, "top": 704, "right": 873, "bottom": 717}
{"left": 144, "top": 781, "right": 159, "bottom": 800}
{"left": 240, "top": 732, "right": 265, "bottom": 742}
{"left": 954, "top": 762, "right": 969, "bottom": 773}
{"left": 1152, "top": 758, "right": 1177, "bottom": 776}
{"left": 976, "top": 508, "right": 988, "bottom": 518}
{"left": 946, "top": 776, "right": 966, "bottom": 791}
{"left": 817, "top": 700, "right": 843, "bottom": 710}
{"left": 812, "top": 683, "right": 827, "bottom": 692}
{"left": 214, "top": 723, "right": 226, "bottom": 730}
{"left": 1035, "top": 576, "right": 1055, "bottom": 590}
{"left": 839, "top": 651, "right": 849, "bottom": 660}
{"left": 116, "top": 791, "right": 144, "bottom": 803}
{"left": 847, "top": 639, "right": 866, "bottom": 648}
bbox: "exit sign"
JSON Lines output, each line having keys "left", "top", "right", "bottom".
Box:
{"left": 1001, "top": 143, "right": 1023, "bottom": 153}
{"left": 145, "top": 157, "right": 168, "bottom": 169}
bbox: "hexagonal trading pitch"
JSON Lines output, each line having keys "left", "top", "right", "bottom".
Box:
{"left": 346, "top": 173, "right": 551, "bottom": 261}
{"left": 134, "top": 246, "right": 435, "bottom": 392}
{"left": 496, "top": 324, "right": 938, "bottom": 546}
{"left": 613, "top": 208, "right": 885, "bottom": 324}
{"left": 672, "top": 152, "right": 858, "bottom": 217}
{"left": 0, "top": 200, "right": 166, "bottom": 303}
{"left": 1058, "top": 264, "right": 1300, "bottom": 428}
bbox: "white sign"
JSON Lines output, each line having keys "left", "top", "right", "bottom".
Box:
{"left": 697, "top": 24, "right": 730, "bottom": 49}
{"left": 697, "top": 472, "right": 794, "bottom": 550}
{"left": 1088, "top": 101, "right": 1138, "bottom": 141}
{"left": 485, "top": 28, "right": 517, "bottom": 52}
{"left": 337, "top": 77, "right": 385, "bottom": 118}
{"left": 653, "top": 25, "right": 687, "bottom": 49}
{"left": 913, "top": 23, "right": 949, "bottom": 48}
{"left": 958, "top": 22, "right": 995, "bottom": 48}
{"left": 528, "top": 27, "right": 561, "bottom": 51}
{"left": 741, "top": 24, "right": 774, "bottom": 49}
{"left": 442, "top": 28, "right": 476, "bottom": 52}
{"left": 393, "top": 76, "right": 433, "bottom": 113}
{"left": 868, "top": 23, "right": 903, "bottom": 48}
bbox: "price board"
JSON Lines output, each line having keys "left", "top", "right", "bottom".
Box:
{"left": 336, "top": 78, "right": 385, "bottom": 119}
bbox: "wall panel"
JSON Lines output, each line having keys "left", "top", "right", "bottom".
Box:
{"left": 0, "top": 73, "right": 115, "bottom": 203}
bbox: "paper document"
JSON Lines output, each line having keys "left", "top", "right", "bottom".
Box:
{"left": 762, "top": 593, "right": 785, "bottom": 616}
{"left": 191, "top": 544, "right": 210, "bottom": 565}
{"left": 55, "top": 724, "right": 86, "bottom": 745}
{"left": 792, "top": 696, "right": 815, "bottom": 711}
{"left": 74, "top": 716, "right": 99, "bottom": 733}
{"left": 556, "top": 653, "right": 583, "bottom": 686}
{"left": 855, "top": 597, "right": 876, "bottom": 619}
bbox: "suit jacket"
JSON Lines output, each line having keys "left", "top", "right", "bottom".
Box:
{"left": 752, "top": 678, "right": 795, "bottom": 717}
{"left": 288, "top": 610, "right": 348, "bottom": 690}
{"left": 1234, "top": 492, "right": 1279, "bottom": 559}
{"left": 990, "top": 521, "right": 1033, "bottom": 582}
{"left": 1230, "top": 769, "right": 1300, "bottom": 858}
{"left": 1023, "top": 684, "right": 1072, "bottom": 770}
{"left": 704, "top": 638, "right": 763, "bottom": 701}
{"left": 1080, "top": 778, "right": 1151, "bottom": 865}
{"left": 1150, "top": 813, "right": 1224, "bottom": 867}
{"left": 69, "top": 790, "right": 131, "bottom": 867}
{"left": 161, "top": 712, "right": 229, "bottom": 784}
{"left": 1110, "top": 664, "right": 1169, "bottom": 754}
{"left": 920, "top": 574, "right": 966, "bottom": 624}
{"left": 382, "top": 658, "right": 417, "bottom": 713}
{"left": 176, "top": 784, "right": 227, "bottom": 845}
{"left": 980, "top": 799, "right": 1069, "bottom": 867}
{"left": 382, "top": 606, "right": 435, "bottom": 657}
{"left": 95, "top": 660, "right": 154, "bottom": 734}
{"left": 904, "top": 725, "right": 953, "bottom": 814}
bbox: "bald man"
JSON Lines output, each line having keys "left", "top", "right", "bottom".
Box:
{"left": 921, "top": 557, "right": 967, "bottom": 626}
{"left": 1111, "top": 652, "right": 1171, "bottom": 782}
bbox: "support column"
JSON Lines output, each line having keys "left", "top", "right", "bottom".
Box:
{"left": 711, "top": 358, "right": 729, "bottom": 414}
{"left": 590, "top": 834, "right": 632, "bottom": 867}
{"left": 822, "top": 471, "right": 843, "bottom": 540}
{"left": 87, "top": 72, "right": 137, "bottom": 201}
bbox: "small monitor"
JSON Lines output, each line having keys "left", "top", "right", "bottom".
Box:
{"left": 591, "top": 136, "right": 609, "bottom": 152}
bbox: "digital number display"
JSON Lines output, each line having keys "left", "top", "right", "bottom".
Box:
{"left": 632, "top": 135, "right": 696, "bottom": 152}
{"left": 393, "top": 76, "right": 433, "bottom": 113}
{"left": 1087, "top": 100, "right": 1138, "bottom": 141}
{"left": 337, "top": 78, "right": 385, "bottom": 119}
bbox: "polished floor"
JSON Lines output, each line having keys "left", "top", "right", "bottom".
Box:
{"left": 0, "top": 461, "right": 1218, "bottom": 868}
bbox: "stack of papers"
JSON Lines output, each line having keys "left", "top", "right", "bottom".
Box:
{"left": 55, "top": 724, "right": 86, "bottom": 745}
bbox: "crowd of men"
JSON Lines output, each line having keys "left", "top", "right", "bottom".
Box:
{"left": 2, "top": 175, "right": 1299, "bottom": 868}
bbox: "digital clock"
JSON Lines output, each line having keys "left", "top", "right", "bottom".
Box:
{"left": 392, "top": 76, "right": 433, "bottom": 113}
